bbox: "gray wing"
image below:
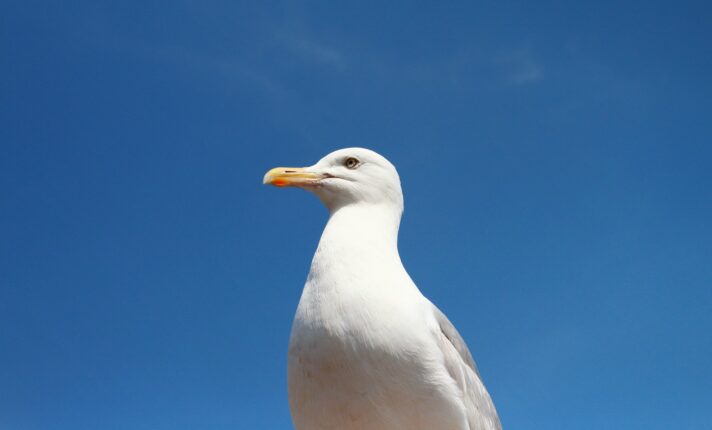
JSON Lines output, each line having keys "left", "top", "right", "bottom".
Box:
{"left": 432, "top": 303, "right": 502, "bottom": 430}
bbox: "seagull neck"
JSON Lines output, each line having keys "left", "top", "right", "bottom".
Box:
{"left": 318, "top": 203, "right": 401, "bottom": 257}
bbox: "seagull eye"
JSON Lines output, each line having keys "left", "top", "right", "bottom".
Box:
{"left": 344, "top": 157, "right": 360, "bottom": 169}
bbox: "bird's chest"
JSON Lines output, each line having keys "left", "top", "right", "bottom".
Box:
{"left": 288, "top": 333, "right": 430, "bottom": 430}
{"left": 287, "top": 283, "right": 446, "bottom": 430}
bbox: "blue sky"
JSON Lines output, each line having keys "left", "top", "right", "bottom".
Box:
{"left": 1, "top": 1, "right": 711, "bottom": 429}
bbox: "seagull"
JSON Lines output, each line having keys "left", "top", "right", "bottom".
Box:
{"left": 263, "top": 148, "right": 502, "bottom": 430}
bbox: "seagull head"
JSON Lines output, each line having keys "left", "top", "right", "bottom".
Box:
{"left": 263, "top": 148, "right": 403, "bottom": 213}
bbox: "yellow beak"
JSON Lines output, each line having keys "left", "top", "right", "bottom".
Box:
{"left": 263, "top": 167, "right": 323, "bottom": 187}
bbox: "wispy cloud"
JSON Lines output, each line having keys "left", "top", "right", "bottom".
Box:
{"left": 496, "top": 49, "right": 545, "bottom": 86}
{"left": 165, "top": 46, "right": 282, "bottom": 93}
{"left": 281, "top": 34, "right": 347, "bottom": 70}
{"left": 274, "top": 31, "right": 546, "bottom": 93}
{"left": 113, "top": 39, "right": 284, "bottom": 97}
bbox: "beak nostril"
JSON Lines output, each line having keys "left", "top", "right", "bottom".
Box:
{"left": 285, "top": 170, "right": 296, "bottom": 173}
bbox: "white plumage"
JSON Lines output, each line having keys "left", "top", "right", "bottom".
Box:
{"left": 264, "top": 148, "right": 501, "bottom": 430}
